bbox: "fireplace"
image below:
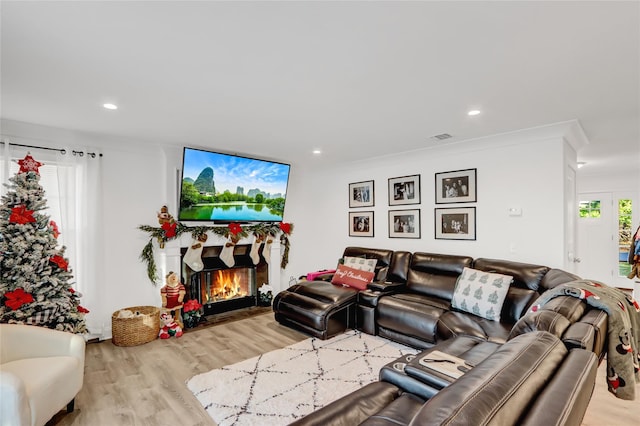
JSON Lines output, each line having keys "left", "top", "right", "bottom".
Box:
{"left": 180, "top": 244, "right": 269, "bottom": 315}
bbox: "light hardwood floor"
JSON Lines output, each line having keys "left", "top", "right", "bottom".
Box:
{"left": 49, "top": 310, "right": 637, "bottom": 426}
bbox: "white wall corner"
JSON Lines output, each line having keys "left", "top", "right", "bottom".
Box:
{"left": 562, "top": 119, "right": 590, "bottom": 153}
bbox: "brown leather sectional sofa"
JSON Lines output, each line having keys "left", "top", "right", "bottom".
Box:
{"left": 273, "top": 247, "right": 608, "bottom": 426}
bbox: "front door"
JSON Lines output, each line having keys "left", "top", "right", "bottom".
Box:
{"left": 577, "top": 192, "right": 615, "bottom": 285}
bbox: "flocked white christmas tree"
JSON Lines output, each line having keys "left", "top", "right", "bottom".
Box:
{"left": 0, "top": 154, "right": 87, "bottom": 333}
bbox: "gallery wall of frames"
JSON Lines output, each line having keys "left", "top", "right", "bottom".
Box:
{"left": 348, "top": 169, "right": 477, "bottom": 240}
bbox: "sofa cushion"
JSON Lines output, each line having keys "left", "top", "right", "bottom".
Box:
{"left": 343, "top": 247, "right": 394, "bottom": 281}
{"left": 343, "top": 255, "right": 377, "bottom": 272}
{"left": 473, "top": 258, "right": 549, "bottom": 292}
{"left": 406, "top": 252, "right": 473, "bottom": 300}
{"left": 377, "top": 294, "right": 446, "bottom": 345}
{"left": 332, "top": 265, "right": 375, "bottom": 290}
{"left": 451, "top": 267, "right": 512, "bottom": 321}
{"left": 437, "top": 310, "right": 512, "bottom": 344}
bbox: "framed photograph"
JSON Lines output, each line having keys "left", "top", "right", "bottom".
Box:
{"left": 435, "top": 207, "right": 476, "bottom": 240}
{"left": 388, "top": 209, "right": 421, "bottom": 239}
{"left": 349, "top": 211, "right": 374, "bottom": 237}
{"left": 388, "top": 174, "right": 421, "bottom": 206}
{"left": 435, "top": 168, "right": 477, "bottom": 204}
{"left": 349, "top": 180, "right": 374, "bottom": 208}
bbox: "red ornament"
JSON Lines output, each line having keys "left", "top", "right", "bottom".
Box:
{"left": 4, "top": 288, "right": 34, "bottom": 310}
{"left": 9, "top": 205, "right": 36, "bottom": 225}
{"left": 68, "top": 287, "right": 76, "bottom": 294}
{"left": 77, "top": 305, "right": 90, "bottom": 314}
{"left": 228, "top": 222, "right": 243, "bottom": 236}
{"left": 161, "top": 222, "right": 177, "bottom": 239}
{"left": 50, "top": 220, "right": 60, "bottom": 238}
{"left": 50, "top": 255, "right": 69, "bottom": 271}
{"left": 279, "top": 222, "right": 292, "bottom": 234}
{"left": 18, "top": 154, "right": 43, "bottom": 175}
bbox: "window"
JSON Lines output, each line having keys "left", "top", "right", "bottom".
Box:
{"left": 618, "top": 199, "right": 632, "bottom": 277}
{"left": 579, "top": 200, "right": 601, "bottom": 218}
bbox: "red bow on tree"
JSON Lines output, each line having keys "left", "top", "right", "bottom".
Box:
{"left": 4, "top": 288, "right": 34, "bottom": 310}
{"left": 50, "top": 255, "right": 69, "bottom": 271}
{"left": 161, "top": 222, "right": 177, "bottom": 239}
{"left": 50, "top": 220, "right": 60, "bottom": 238}
{"left": 9, "top": 205, "right": 36, "bottom": 225}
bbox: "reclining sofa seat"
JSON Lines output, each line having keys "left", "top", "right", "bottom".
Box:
{"left": 272, "top": 247, "right": 394, "bottom": 339}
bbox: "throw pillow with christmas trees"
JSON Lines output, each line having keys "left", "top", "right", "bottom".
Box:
{"left": 451, "top": 267, "right": 513, "bottom": 321}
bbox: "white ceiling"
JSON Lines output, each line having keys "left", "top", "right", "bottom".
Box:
{"left": 1, "top": 1, "right": 638, "bottom": 174}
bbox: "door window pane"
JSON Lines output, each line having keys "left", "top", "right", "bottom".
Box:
{"left": 579, "top": 200, "right": 601, "bottom": 218}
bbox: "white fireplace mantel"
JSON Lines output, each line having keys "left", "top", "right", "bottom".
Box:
{"left": 158, "top": 232, "right": 283, "bottom": 292}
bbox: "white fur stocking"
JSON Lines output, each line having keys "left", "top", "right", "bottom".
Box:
{"left": 220, "top": 237, "right": 236, "bottom": 268}
{"left": 184, "top": 239, "right": 204, "bottom": 271}
{"left": 262, "top": 237, "right": 273, "bottom": 265}
{"left": 249, "top": 234, "right": 262, "bottom": 265}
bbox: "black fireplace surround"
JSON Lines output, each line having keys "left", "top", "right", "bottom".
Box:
{"left": 180, "top": 244, "right": 269, "bottom": 315}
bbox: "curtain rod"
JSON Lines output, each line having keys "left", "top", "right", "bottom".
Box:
{"left": 0, "top": 141, "right": 103, "bottom": 158}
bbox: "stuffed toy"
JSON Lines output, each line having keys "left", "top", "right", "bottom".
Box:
{"left": 161, "top": 271, "right": 185, "bottom": 327}
{"left": 159, "top": 311, "right": 183, "bottom": 339}
{"left": 157, "top": 205, "right": 175, "bottom": 225}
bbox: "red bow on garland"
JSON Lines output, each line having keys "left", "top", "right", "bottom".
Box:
{"left": 161, "top": 222, "right": 177, "bottom": 239}
{"left": 9, "top": 205, "right": 36, "bottom": 225}
{"left": 279, "top": 222, "right": 292, "bottom": 234}
{"left": 228, "top": 222, "right": 243, "bottom": 236}
{"left": 4, "top": 288, "right": 34, "bottom": 310}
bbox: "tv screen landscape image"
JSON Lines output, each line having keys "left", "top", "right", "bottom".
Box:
{"left": 178, "top": 147, "right": 291, "bottom": 223}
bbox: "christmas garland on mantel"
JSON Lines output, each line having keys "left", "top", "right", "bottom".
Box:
{"left": 138, "top": 221, "right": 293, "bottom": 285}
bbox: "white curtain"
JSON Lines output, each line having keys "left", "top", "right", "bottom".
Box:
{"left": 57, "top": 149, "right": 104, "bottom": 337}
{"left": 1, "top": 139, "right": 104, "bottom": 337}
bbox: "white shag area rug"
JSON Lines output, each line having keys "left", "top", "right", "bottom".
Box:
{"left": 187, "top": 330, "right": 417, "bottom": 425}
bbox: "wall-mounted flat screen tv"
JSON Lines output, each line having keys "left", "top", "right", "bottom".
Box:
{"left": 178, "top": 147, "right": 291, "bottom": 223}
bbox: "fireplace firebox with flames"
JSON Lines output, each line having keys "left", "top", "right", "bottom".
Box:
{"left": 180, "top": 244, "right": 269, "bottom": 315}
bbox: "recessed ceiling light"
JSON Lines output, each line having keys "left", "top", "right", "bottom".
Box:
{"left": 312, "top": 150, "right": 322, "bottom": 155}
{"left": 103, "top": 103, "right": 118, "bottom": 110}
{"left": 577, "top": 162, "right": 586, "bottom": 168}
{"left": 467, "top": 110, "right": 481, "bottom": 116}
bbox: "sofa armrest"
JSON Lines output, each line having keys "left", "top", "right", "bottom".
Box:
{"left": 368, "top": 281, "right": 407, "bottom": 293}
{"left": 521, "top": 349, "right": 598, "bottom": 426}
{"left": 0, "top": 371, "right": 31, "bottom": 426}
{"left": 562, "top": 322, "right": 595, "bottom": 352}
{"left": 290, "top": 381, "right": 401, "bottom": 426}
{"left": 0, "top": 324, "right": 85, "bottom": 367}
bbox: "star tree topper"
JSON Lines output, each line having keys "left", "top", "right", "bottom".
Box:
{"left": 18, "top": 154, "right": 43, "bottom": 175}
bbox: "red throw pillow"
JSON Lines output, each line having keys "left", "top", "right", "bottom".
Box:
{"left": 331, "top": 264, "right": 375, "bottom": 290}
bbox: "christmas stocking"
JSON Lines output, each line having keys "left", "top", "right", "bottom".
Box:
{"left": 249, "top": 234, "right": 262, "bottom": 265}
{"left": 184, "top": 239, "right": 205, "bottom": 272}
{"left": 220, "top": 236, "right": 236, "bottom": 268}
{"left": 262, "top": 236, "right": 273, "bottom": 264}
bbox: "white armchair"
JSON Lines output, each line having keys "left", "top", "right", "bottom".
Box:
{"left": 0, "top": 324, "right": 85, "bottom": 426}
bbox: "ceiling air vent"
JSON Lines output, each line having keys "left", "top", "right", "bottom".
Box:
{"left": 430, "top": 133, "right": 452, "bottom": 141}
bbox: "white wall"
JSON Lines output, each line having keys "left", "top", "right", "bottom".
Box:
{"left": 1, "top": 119, "right": 579, "bottom": 338}
{"left": 285, "top": 125, "right": 577, "bottom": 281}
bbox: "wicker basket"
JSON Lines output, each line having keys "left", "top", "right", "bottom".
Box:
{"left": 111, "top": 305, "right": 160, "bottom": 347}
